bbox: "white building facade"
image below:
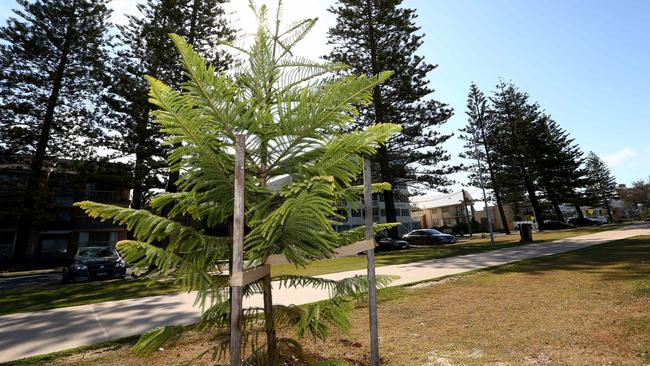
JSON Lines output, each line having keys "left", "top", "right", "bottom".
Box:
{"left": 334, "top": 183, "right": 420, "bottom": 235}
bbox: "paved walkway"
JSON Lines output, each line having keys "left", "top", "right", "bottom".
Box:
{"left": 1, "top": 225, "right": 648, "bottom": 363}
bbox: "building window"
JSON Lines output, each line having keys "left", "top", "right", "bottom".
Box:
{"left": 379, "top": 194, "right": 384, "bottom": 202}
{"left": 400, "top": 209, "right": 410, "bottom": 217}
{"left": 79, "top": 231, "right": 118, "bottom": 247}
{"left": 372, "top": 208, "right": 380, "bottom": 217}
{"left": 40, "top": 238, "right": 68, "bottom": 255}
{"left": 0, "top": 232, "right": 15, "bottom": 258}
{"left": 380, "top": 209, "right": 386, "bottom": 217}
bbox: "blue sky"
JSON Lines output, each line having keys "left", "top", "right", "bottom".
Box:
{"left": 1, "top": 0, "right": 648, "bottom": 188}
{"left": 411, "top": 0, "right": 650, "bottom": 186}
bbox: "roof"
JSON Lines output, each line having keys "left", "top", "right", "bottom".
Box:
{"left": 410, "top": 191, "right": 473, "bottom": 210}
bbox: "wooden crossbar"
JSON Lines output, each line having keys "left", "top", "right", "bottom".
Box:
{"left": 262, "top": 239, "right": 376, "bottom": 266}
{"left": 334, "top": 239, "right": 375, "bottom": 258}
{"left": 230, "top": 264, "right": 271, "bottom": 287}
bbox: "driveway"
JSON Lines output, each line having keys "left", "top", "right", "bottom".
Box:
{"left": 1, "top": 224, "right": 648, "bottom": 363}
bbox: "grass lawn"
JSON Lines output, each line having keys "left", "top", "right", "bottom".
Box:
{"left": 6, "top": 234, "right": 649, "bottom": 366}
{"left": 0, "top": 223, "right": 633, "bottom": 316}
{"left": 0, "top": 278, "right": 179, "bottom": 316}
{"left": 272, "top": 223, "right": 633, "bottom": 276}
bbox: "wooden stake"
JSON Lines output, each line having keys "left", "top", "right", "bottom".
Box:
{"left": 364, "top": 157, "right": 380, "bottom": 366}
{"left": 230, "top": 134, "right": 245, "bottom": 366}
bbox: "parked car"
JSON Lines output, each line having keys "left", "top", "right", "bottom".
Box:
{"left": 402, "top": 229, "right": 456, "bottom": 245}
{"left": 374, "top": 233, "right": 410, "bottom": 252}
{"left": 568, "top": 217, "right": 600, "bottom": 227}
{"left": 62, "top": 246, "right": 127, "bottom": 283}
{"left": 543, "top": 221, "right": 576, "bottom": 230}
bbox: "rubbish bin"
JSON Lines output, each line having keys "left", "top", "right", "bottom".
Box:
{"left": 520, "top": 223, "right": 533, "bottom": 242}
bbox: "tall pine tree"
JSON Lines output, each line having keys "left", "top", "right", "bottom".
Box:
{"left": 459, "top": 83, "right": 511, "bottom": 234}
{"left": 0, "top": 0, "right": 112, "bottom": 259}
{"left": 105, "top": 0, "right": 235, "bottom": 209}
{"left": 584, "top": 152, "right": 618, "bottom": 223}
{"left": 489, "top": 82, "right": 547, "bottom": 229}
{"left": 327, "top": 0, "right": 457, "bottom": 237}
{"left": 533, "top": 114, "right": 586, "bottom": 221}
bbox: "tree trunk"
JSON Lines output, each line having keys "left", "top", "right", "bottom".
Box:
{"left": 523, "top": 177, "right": 545, "bottom": 231}
{"left": 480, "top": 127, "right": 510, "bottom": 234}
{"left": 257, "top": 138, "right": 278, "bottom": 361}
{"left": 552, "top": 200, "right": 565, "bottom": 222}
{"left": 365, "top": 0, "right": 399, "bottom": 238}
{"left": 379, "top": 148, "right": 399, "bottom": 238}
{"left": 462, "top": 190, "right": 472, "bottom": 237}
{"left": 262, "top": 275, "right": 278, "bottom": 364}
{"left": 14, "top": 4, "right": 77, "bottom": 260}
{"left": 604, "top": 200, "right": 614, "bottom": 223}
{"left": 574, "top": 203, "right": 584, "bottom": 218}
{"left": 495, "top": 194, "right": 510, "bottom": 234}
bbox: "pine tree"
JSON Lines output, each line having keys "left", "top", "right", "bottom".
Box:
{"left": 533, "top": 115, "right": 587, "bottom": 221}
{"left": 0, "top": 0, "right": 112, "bottom": 259}
{"left": 76, "top": 4, "right": 400, "bottom": 363}
{"left": 105, "top": 0, "right": 235, "bottom": 208}
{"left": 459, "top": 83, "right": 511, "bottom": 234}
{"left": 585, "top": 152, "right": 618, "bottom": 222}
{"left": 327, "top": 0, "right": 457, "bottom": 237}
{"left": 489, "top": 82, "right": 547, "bottom": 228}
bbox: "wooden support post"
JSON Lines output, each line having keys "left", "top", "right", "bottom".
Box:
{"left": 230, "top": 134, "right": 245, "bottom": 366}
{"left": 364, "top": 157, "right": 380, "bottom": 366}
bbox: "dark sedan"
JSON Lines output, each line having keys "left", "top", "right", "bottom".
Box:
{"left": 543, "top": 221, "right": 577, "bottom": 230}
{"left": 402, "top": 229, "right": 456, "bottom": 245}
{"left": 62, "top": 246, "right": 127, "bottom": 283}
{"left": 375, "top": 233, "right": 410, "bottom": 252}
{"left": 568, "top": 217, "right": 600, "bottom": 227}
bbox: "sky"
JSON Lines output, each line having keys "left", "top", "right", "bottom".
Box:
{"left": 1, "top": 0, "right": 649, "bottom": 194}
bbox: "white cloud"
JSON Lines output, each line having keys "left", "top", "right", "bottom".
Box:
{"left": 603, "top": 148, "right": 637, "bottom": 167}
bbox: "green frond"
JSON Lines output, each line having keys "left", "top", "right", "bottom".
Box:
{"left": 130, "top": 325, "right": 184, "bottom": 356}
{"left": 274, "top": 274, "right": 398, "bottom": 299}
{"left": 294, "top": 298, "right": 353, "bottom": 340}
{"left": 335, "top": 223, "right": 401, "bottom": 246}
{"left": 245, "top": 179, "right": 340, "bottom": 265}
{"left": 74, "top": 201, "right": 220, "bottom": 250}
{"left": 116, "top": 240, "right": 228, "bottom": 308}
{"left": 345, "top": 182, "right": 393, "bottom": 197}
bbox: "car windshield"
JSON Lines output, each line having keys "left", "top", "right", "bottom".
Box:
{"left": 77, "top": 247, "right": 117, "bottom": 258}
{"left": 425, "top": 229, "right": 442, "bottom": 235}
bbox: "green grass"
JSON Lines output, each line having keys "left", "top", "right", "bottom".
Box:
{"left": 6, "top": 234, "right": 648, "bottom": 366}
{"left": 272, "top": 223, "right": 634, "bottom": 276}
{"left": 0, "top": 223, "right": 633, "bottom": 316}
{"left": 0, "top": 278, "right": 179, "bottom": 316}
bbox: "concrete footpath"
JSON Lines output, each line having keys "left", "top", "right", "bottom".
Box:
{"left": 1, "top": 225, "right": 648, "bottom": 363}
